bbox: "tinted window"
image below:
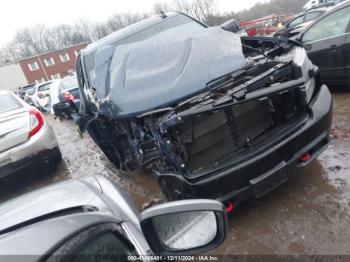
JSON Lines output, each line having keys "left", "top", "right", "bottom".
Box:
{"left": 26, "top": 88, "right": 35, "bottom": 95}
{"left": 70, "top": 232, "right": 136, "bottom": 262}
{"left": 22, "top": 85, "right": 35, "bottom": 91}
{"left": 303, "top": 6, "right": 350, "bottom": 43}
{"left": 304, "top": 11, "right": 322, "bottom": 22}
{"left": 38, "top": 82, "right": 52, "bottom": 92}
{"left": 289, "top": 15, "right": 305, "bottom": 27}
{"left": 60, "top": 78, "right": 78, "bottom": 92}
{"left": 0, "top": 94, "right": 22, "bottom": 114}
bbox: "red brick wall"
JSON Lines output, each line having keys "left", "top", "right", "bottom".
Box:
{"left": 19, "top": 43, "right": 88, "bottom": 84}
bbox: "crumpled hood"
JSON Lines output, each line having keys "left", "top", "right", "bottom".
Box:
{"left": 94, "top": 27, "right": 248, "bottom": 117}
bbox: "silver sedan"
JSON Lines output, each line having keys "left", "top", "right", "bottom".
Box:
{"left": 0, "top": 90, "right": 62, "bottom": 178}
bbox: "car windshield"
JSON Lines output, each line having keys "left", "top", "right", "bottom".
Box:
{"left": 26, "top": 88, "right": 35, "bottom": 95}
{"left": 0, "top": 94, "right": 22, "bottom": 114}
{"left": 37, "top": 82, "right": 52, "bottom": 92}
{"left": 83, "top": 14, "right": 206, "bottom": 89}
{"left": 60, "top": 77, "right": 79, "bottom": 92}
{"left": 288, "top": 15, "right": 304, "bottom": 27}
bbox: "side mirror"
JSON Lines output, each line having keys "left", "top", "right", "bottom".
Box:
{"left": 140, "top": 200, "right": 227, "bottom": 255}
{"left": 221, "top": 19, "right": 241, "bottom": 33}
{"left": 304, "top": 43, "right": 313, "bottom": 51}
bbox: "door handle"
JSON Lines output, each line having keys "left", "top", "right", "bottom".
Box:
{"left": 328, "top": 44, "right": 338, "bottom": 51}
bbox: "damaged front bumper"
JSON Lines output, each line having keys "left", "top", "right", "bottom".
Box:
{"left": 157, "top": 84, "right": 332, "bottom": 204}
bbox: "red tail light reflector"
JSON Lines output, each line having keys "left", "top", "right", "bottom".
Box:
{"left": 28, "top": 107, "right": 44, "bottom": 138}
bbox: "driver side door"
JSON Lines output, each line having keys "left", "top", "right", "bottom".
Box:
{"left": 301, "top": 5, "right": 350, "bottom": 85}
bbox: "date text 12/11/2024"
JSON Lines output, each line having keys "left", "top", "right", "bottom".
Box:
{"left": 127, "top": 255, "right": 220, "bottom": 261}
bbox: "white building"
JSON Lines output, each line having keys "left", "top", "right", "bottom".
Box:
{"left": 0, "top": 62, "right": 28, "bottom": 92}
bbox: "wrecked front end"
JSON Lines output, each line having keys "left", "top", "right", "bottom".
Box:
{"left": 82, "top": 37, "right": 332, "bottom": 203}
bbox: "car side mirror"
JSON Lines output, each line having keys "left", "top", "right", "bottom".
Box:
{"left": 140, "top": 199, "right": 227, "bottom": 256}
{"left": 304, "top": 43, "right": 313, "bottom": 51}
{"left": 221, "top": 19, "right": 240, "bottom": 33}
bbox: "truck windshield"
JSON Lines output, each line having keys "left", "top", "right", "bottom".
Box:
{"left": 83, "top": 14, "right": 206, "bottom": 89}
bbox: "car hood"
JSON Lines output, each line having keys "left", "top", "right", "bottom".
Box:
{"left": 0, "top": 179, "right": 106, "bottom": 233}
{"left": 93, "top": 27, "right": 248, "bottom": 118}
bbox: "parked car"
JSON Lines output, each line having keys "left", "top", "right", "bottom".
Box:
{"left": 294, "top": 1, "right": 350, "bottom": 86}
{"left": 302, "top": 0, "right": 341, "bottom": 11}
{"left": 273, "top": 8, "right": 328, "bottom": 38}
{"left": 307, "top": 2, "right": 337, "bottom": 11}
{"left": 303, "top": 0, "right": 338, "bottom": 11}
{"left": 17, "top": 84, "right": 36, "bottom": 100}
{"left": 31, "top": 81, "right": 53, "bottom": 111}
{"left": 23, "top": 86, "right": 36, "bottom": 106}
{"left": 0, "top": 174, "right": 227, "bottom": 259}
{"left": 51, "top": 77, "right": 80, "bottom": 120}
{"left": 75, "top": 12, "right": 332, "bottom": 205}
{"left": 0, "top": 90, "right": 62, "bottom": 178}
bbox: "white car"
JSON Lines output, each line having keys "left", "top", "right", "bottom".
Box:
{"left": 31, "top": 81, "right": 54, "bottom": 111}
{"left": 0, "top": 90, "right": 62, "bottom": 178}
{"left": 23, "top": 86, "right": 36, "bottom": 106}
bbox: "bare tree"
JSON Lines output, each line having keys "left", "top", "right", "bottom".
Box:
{"left": 0, "top": 0, "right": 308, "bottom": 65}
{"left": 0, "top": 44, "right": 20, "bottom": 64}
{"left": 153, "top": 0, "right": 216, "bottom": 24}
{"left": 191, "top": 0, "right": 216, "bottom": 22}
{"left": 153, "top": 2, "right": 171, "bottom": 13}
{"left": 173, "top": 0, "right": 193, "bottom": 15}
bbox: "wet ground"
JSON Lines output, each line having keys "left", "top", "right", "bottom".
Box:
{"left": 1, "top": 87, "right": 350, "bottom": 255}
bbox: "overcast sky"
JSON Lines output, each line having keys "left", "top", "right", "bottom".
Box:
{"left": 0, "top": 0, "right": 266, "bottom": 47}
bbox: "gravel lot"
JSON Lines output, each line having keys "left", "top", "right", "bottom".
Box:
{"left": 1, "top": 87, "right": 350, "bottom": 255}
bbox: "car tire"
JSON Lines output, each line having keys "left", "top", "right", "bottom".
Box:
{"left": 46, "top": 147, "right": 63, "bottom": 172}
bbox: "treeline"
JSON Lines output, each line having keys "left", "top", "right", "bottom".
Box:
{"left": 0, "top": 0, "right": 307, "bottom": 64}
{"left": 227, "top": 0, "right": 308, "bottom": 21}
{"left": 0, "top": 13, "right": 148, "bottom": 64}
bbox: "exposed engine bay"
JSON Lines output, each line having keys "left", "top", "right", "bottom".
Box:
{"left": 82, "top": 37, "right": 318, "bottom": 179}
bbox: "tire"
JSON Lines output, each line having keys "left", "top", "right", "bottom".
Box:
{"left": 46, "top": 147, "right": 63, "bottom": 172}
